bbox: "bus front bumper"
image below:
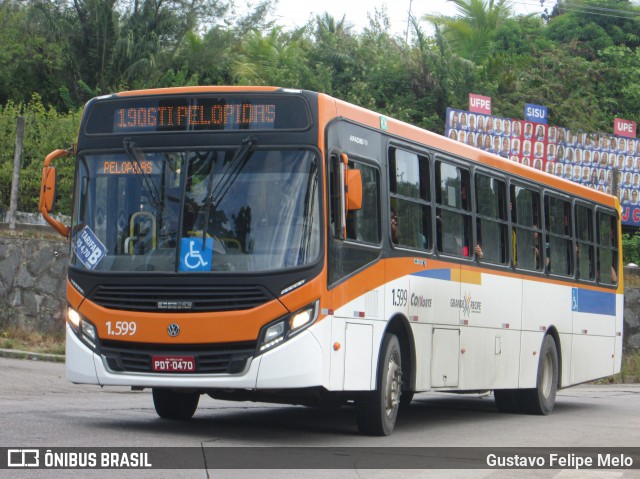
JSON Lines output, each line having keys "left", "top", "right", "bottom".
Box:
{"left": 65, "top": 323, "right": 325, "bottom": 390}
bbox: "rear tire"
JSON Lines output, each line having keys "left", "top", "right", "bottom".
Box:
{"left": 519, "top": 335, "right": 558, "bottom": 415}
{"left": 356, "top": 334, "right": 402, "bottom": 436}
{"left": 152, "top": 388, "right": 200, "bottom": 420}
{"left": 494, "top": 335, "right": 558, "bottom": 415}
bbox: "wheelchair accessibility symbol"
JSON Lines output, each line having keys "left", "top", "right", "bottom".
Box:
{"left": 180, "top": 238, "right": 213, "bottom": 271}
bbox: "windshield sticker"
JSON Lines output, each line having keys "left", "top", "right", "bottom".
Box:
{"left": 73, "top": 226, "right": 107, "bottom": 270}
{"left": 180, "top": 238, "right": 213, "bottom": 272}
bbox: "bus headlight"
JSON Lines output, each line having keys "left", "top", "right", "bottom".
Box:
{"left": 259, "top": 322, "right": 286, "bottom": 352}
{"left": 289, "top": 302, "right": 318, "bottom": 334}
{"left": 67, "top": 308, "right": 81, "bottom": 329}
{"left": 67, "top": 306, "right": 98, "bottom": 352}
{"left": 81, "top": 319, "right": 97, "bottom": 346}
{"left": 257, "top": 300, "right": 319, "bottom": 354}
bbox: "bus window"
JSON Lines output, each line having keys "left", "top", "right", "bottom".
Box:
{"left": 328, "top": 155, "right": 381, "bottom": 285}
{"left": 346, "top": 162, "right": 380, "bottom": 244}
{"left": 545, "top": 195, "right": 573, "bottom": 277}
{"left": 329, "top": 157, "right": 380, "bottom": 244}
{"left": 597, "top": 211, "right": 618, "bottom": 284}
{"left": 475, "top": 173, "right": 508, "bottom": 264}
{"left": 435, "top": 161, "right": 471, "bottom": 257}
{"left": 575, "top": 204, "right": 595, "bottom": 281}
{"left": 389, "top": 148, "right": 431, "bottom": 250}
{"left": 511, "top": 184, "right": 542, "bottom": 271}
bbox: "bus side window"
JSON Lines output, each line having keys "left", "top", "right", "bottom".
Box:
{"left": 597, "top": 211, "right": 618, "bottom": 284}
{"left": 511, "top": 184, "right": 542, "bottom": 271}
{"left": 329, "top": 155, "right": 380, "bottom": 243}
{"left": 475, "top": 173, "right": 508, "bottom": 264}
{"left": 435, "top": 161, "right": 471, "bottom": 257}
{"left": 545, "top": 195, "right": 572, "bottom": 277}
{"left": 346, "top": 162, "right": 380, "bottom": 244}
{"left": 389, "top": 147, "right": 431, "bottom": 250}
{"left": 575, "top": 204, "right": 595, "bottom": 281}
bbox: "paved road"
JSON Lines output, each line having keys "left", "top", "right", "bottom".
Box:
{"left": 1, "top": 357, "right": 639, "bottom": 478}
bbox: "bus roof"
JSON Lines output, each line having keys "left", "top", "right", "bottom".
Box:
{"left": 114, "top": 86, "right": 283, "bottom": 97}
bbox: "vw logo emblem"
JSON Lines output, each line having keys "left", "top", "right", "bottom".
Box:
{"left": 167, "top": 323, "right": 180, "bottom": 337}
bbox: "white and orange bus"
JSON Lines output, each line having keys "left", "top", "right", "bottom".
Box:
{"left": 40, "top": 86, "right": 623, "bottom": 435}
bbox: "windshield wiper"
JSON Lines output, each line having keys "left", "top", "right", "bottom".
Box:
{"left": 122, "top": 138, "right": 161, "bottom": 209}
{"left": 201, "top": 135, "right": 256, "bottom": 248}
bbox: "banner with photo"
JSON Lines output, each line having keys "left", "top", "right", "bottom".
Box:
{"left": 445, "top": 108, "right": 640, "bottom": 227}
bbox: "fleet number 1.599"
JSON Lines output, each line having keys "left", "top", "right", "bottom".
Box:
{"left": 106, "top": 321, "right": 137, "bottom": 336}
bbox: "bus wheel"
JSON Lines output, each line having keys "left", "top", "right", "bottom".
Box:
{"left": 152, "top": 388, "right": 200, "bottom": 420}
{"left": 356, "top": 334, "right": 402, "bottom": 436}
{"left": 520, "top": 335, "right": 559, "bottom": 415}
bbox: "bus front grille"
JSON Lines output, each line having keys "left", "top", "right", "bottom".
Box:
{"left": 100, "top": 340, "right": 257, "bottom": 374}
{"left": 88, "top": 284, "right": 273, "bottom": 312}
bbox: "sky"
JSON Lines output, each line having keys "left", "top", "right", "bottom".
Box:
{"left": 271, "top": 0, "right": 549, "bottom": 37}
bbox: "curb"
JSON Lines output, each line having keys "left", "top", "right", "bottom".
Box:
{"left": 0, "top": 348, "right": 65, "bottom": 363}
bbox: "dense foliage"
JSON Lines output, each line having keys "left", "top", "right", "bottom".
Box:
{"left": 1, "top": 0, "right": 639, "bottom": 218}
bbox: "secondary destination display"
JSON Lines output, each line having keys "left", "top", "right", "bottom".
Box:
{"left": 84, "top": 95, "right": 310, "bottom": 134}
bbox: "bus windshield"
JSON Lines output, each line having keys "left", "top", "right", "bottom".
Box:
{"left": 70, "top": 147, "right": 321, "bottom": 273}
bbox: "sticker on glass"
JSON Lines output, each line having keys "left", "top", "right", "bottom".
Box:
{"left": 73, "top": 226, "right": 107, "bottom": 270}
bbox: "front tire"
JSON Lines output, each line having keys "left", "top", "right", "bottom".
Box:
{"left": 356, "top": 334, "right": 403, "bottom": 436}
{"left": 152, "top": 388, "right": 200, "bottom": 420}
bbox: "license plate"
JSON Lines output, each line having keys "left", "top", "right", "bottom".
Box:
{"left": 152, "top": 355, "right": 196, "bottom": 372}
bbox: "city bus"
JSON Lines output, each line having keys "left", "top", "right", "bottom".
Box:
{"left": 39, "top": 86, "right": 623, "bottom": 435}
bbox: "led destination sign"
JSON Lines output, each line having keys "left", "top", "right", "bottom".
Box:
{"left": 85, "top": 95, "right": 310, "bottom": 134}
{"left": 115, "top": 103, "right": 276, "bottom": 131}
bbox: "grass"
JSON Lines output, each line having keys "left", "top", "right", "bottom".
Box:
{"left": 616, "top": 351, "right": 640, "bottom": 383}
{"left": 0, "top": 224, "right": 65, "bottom": 240}
{"left": 625, "top": 271, "right": 640, "bottom": 288}
{"left": 0, "top": 327, "right": 65, "bottom": 355}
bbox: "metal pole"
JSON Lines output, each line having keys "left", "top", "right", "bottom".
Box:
{"left": 611, "top": 167, "right": 619, "bottom": 199}
{"left": 9, "top": 116, "right": 25, "bottom": 230}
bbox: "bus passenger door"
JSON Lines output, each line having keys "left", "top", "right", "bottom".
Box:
{"left": 327, "top": 151, "right": 384, "bottom": 392}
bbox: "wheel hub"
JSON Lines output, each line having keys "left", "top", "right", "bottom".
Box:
{"left": 385, "top": 354, "right": 402, "bottom": 416}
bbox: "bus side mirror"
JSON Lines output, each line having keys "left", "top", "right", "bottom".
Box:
{"left": 40, "top": 166, "right": 57, "bottom": 213}
{"left": 346, "top": 169, "right": 362, "bottom": 211}
{"left": 40, "top": 148, "right": 71, "bottom": 238}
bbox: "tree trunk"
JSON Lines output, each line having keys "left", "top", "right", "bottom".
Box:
{"left": 9, "top": 116, "right": 25, "bottom": 230}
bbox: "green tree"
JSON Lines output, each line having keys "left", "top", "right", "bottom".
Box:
{"left": 423, "top": 0, "right": 513, "bottom": 63}
{"left": 306, "top": 13, "right": 359, "bottom": 95}
{"left": 232, "top": 26, "right": 311, "bottom": 87}
{"left": 547, "top": 0, "right": 640, "bottom": 57}
{"left": 596, "top": 45, "right": 640, "bottom": 124}
{"left": 0, "top": 0, "right": 70, "bottom": 108}
{"left": 0, "top": 95, "right": 80, "bottom": 214}
{"left": 68, "top": 0, "right": 119, "bottom": 95}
